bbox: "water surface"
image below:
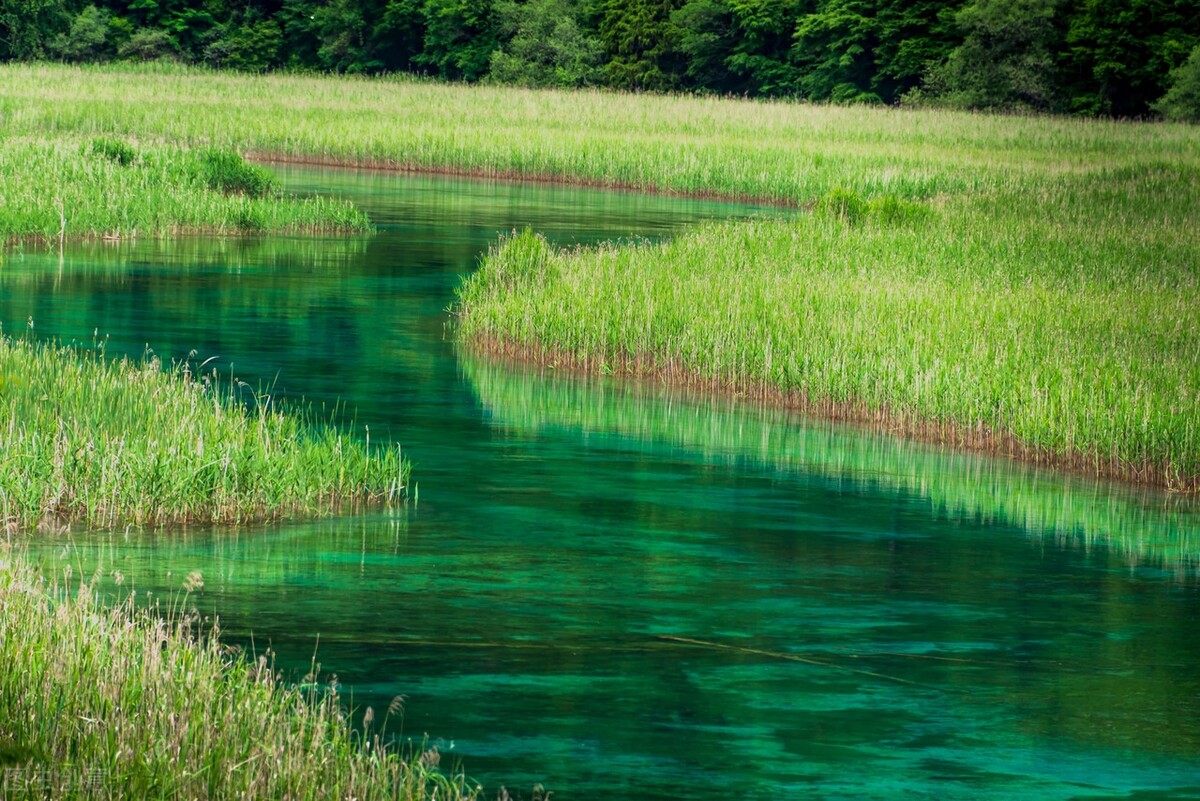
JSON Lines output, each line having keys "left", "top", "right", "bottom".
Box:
{"left": 4, "top": 167, "right": 1200, "bottom": 800}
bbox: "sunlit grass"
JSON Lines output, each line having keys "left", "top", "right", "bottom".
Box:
{"left": 0, "top": 334, "right": 407, "bottom": 531}
{"left": 3, "top": 62, "right": 1197, "bottom": 206}
{"left": 0, "top": 553, "right": 476, "bottom": 801}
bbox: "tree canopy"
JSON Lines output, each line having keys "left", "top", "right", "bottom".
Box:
{"left": 2, "top": 0, "right": 1196, "bottom": 117}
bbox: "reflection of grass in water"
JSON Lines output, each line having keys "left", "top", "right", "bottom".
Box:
{"left": 462, "top": 355, "right": 1200, "bottom": 572}
{"left": 0, "top": 232, "right": 371, "bottom": 279}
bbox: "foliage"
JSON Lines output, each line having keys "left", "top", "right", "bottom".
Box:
{"left": 1154, "top": 43, "right": 1200, "bottom": 122}
{"left": 49, "top": 4, "right": 116, "bottom": 63}
{"left": 489, "top": 0, "right": 604, "bottom": 87}
{"left": 925, "top": 0, "right": 1064, "bottom": 111}
{"left": 90, "top": 135, "right": 137, "bottom": 165}
{"left": 418, "top": 0, "right": 498, "bottom": 80}
{"left": 598, "top": 0, "right": 683, "bottom": 90}
{"left": 0, "top": 133, "right": 369, "bottom": 243}
{"left": 192, "top": 148, "right": 276, "bottom": 197}
{"left": 0, "top": 334, "right": 406, "bottom": 530}
{"left": 0, "top": 0, "right": 1195, "bottom": 116}
{"left": 118, "top": 27, "right": 176, "bottom": 61}
{"left": 0, "top": 555, "right": 472, "bottom": 799}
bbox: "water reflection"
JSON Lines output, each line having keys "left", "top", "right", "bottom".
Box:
{"left": 462, "top": 354, "right": 1200, "bottom": 574}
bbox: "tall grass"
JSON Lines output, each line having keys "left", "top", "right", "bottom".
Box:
{"left": 3, "top": 62, "right": 1197, "bottom": 205}
{"left": 0, "top": 137, "right": 368, "bottom": 244}
{"left": 456, "top": 168, "right": 1200, "bottom": 490}
{"left": 0, "top": 553, "right": 476, "bottom": 801}
{"left": 0, "top": 334, "right": 407, "bottom": 531}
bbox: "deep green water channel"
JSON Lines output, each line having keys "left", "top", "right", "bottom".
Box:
{"left": 6, "top": 167, "right": 1200, "bottom": 800}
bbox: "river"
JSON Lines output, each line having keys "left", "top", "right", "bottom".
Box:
{"left": 5, "top": 166, "right": 1200, "bottom": 800}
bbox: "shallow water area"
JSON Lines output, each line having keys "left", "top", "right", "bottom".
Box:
{"left": 5, "top": 166, "right": 1200, "bottom": 800}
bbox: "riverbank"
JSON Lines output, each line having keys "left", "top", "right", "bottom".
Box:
{"left": 5, "top": 62, "right": 1196, "bottom": 488}
{"left": 455, "top": 177, "right": 1200, "bottom": 492}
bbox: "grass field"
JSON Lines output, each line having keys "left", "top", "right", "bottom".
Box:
{"left": 0, "top": 553, "right": 476, "bottom": 801}
{"left": 0, "top": 334, "right": 406, "bottom": 531}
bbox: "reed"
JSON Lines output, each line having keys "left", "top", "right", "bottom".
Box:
{"left": 3, "top": 62, "right": 1197, "bottom": 207}
{"left": 0, "top": 334, "right": 407, "bottom": 531}
{"left": 0, "top": 553, "right": 477, "bottom": 801}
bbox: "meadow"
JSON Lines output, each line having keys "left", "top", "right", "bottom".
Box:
{"left": 3, "top": 60, "right": 1197, "bottom": 485}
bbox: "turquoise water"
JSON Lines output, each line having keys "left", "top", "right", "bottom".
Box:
{"left": 4, "top": 167, "right": 1200, "bottom": 800}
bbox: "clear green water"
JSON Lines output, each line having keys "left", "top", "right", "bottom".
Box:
{"left": 5, "top": 167, "right": 1200, "bottom": 800}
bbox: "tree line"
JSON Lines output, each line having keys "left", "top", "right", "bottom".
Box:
{"left": 2, "top": 0, "right": 1198, "bottom": 119}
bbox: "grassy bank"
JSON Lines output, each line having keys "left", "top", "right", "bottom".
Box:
{"left": 0, "top": 334, "right": 406, "bottom": 531}
{"left": 456, "top": 171, "right": 1200, "bottom": 490}
{"left": 0, "top": 553, "right": 475, "bottom": 801}
{"left": 4, "top": 62, "right": 1198, "bottom": 487}
{"left": 0, "top": 136, "right": 368, "bottom": 245}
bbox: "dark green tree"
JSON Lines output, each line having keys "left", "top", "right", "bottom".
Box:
{"left": 926, "top": 0, "right": 1064, "bottom": 110}
{"left": 50, "top": 5, "right": 117, "bottom": 62}
{"left": 1059, "top": 0, "right": 1198, "bottom": 116}
{"left": 489, "top": 0, "right": 604, "bottom": 86}
{"left": 0, "top": 0, "right": 69, "bottom": 60}
{"left": 598, "top": 0, "right": 683, "bottom": 90}
{"left": 419, "top": 0, "right": 497, "bottom": 80}
{"left": 1154, "top": 42, "right": 1200, "bottom": 121}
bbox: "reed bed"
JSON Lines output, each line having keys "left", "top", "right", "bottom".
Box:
{"left": 0, "top": 136, "right": 368, "bottom": 245}
{"left": 0, "top": 334, "right": 407, "bottom": 531}
{"left": 0, "top": 553, "right": 476, "bottom": 801}
{"left": 456, "top": 167, "right": 1200, "bottom": 490}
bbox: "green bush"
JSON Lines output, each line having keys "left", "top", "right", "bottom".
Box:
{"left": 814, "top": 187, "right": 868, "bottom": 223}
{"left": 193, "top": 148, "right": 276, "bottom": 197}
{"left": 1154, "top": 44, "right": 1200, "bottom": 123}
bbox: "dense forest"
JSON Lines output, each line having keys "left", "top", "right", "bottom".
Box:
{"left": 2, "top": 0, "right": 1198, "bottom": 119}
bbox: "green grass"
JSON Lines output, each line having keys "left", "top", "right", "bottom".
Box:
{"left": 0, "top": 334, "right": 407, "bottom": 531}
{"left": 0, "top": 552, "right": 477, "bottom": 801}
{"left": 0, "top": 136, "right": 368, "bottom": 244}
{"left": 4, "top": 61, "right": 1197, "bottom": 206}
{"left": 456, "top": 173, "right": 1200, "bottom": 490}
